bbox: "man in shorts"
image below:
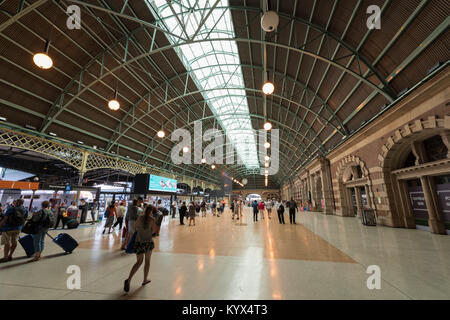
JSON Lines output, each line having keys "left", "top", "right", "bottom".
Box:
{"left": 0, "top": 199, "right": 28, "bottom": 262}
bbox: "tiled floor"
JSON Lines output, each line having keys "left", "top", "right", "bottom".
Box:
{"left": 1, "top": 207, "right": 449, "bottom": 300}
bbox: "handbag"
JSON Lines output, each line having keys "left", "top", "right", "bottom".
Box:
{"left": 22, "top": 219, "right": 37, "bottom": 234}
{"left": 125, "top": 232, "right": 137, "bottom": 254}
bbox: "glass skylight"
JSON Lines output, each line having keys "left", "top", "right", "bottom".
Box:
{"left": 147, "top": 0, "right": 260, "bottom": 169}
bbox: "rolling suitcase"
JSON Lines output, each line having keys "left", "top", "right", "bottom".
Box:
{"left": 19, "top": 234, "right": 35, "bottom": 257}
{"left": 47, "top": 233, "right": 78, "bottom": 253}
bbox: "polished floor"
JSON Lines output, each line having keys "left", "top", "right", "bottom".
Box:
{"left": 1, "top": 207, "right": 449, "bottom": 300}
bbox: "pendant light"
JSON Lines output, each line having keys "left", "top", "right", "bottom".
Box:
{"left": 33, "top": 40, "right": 53, "bottom": 69}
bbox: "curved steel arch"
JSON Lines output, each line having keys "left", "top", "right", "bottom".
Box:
{"left": 104, "top": 62, "right": 346, "bottom": 152}
{"left": 65, "top": 0, "right": 395, "bottom": 98}
{"left": 142, "top": 112, "right": 319, "bottom": 181}
{"left": 42, "top": 36, "right": 394, "bottom": 134}
{"left": 106, "top": 88, "right": 334, "bottom": 156}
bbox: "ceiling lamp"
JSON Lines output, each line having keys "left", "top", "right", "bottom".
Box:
{"left": 157, "top": 129, "right": 165, "bottom": 138}
{"left": 262, "top": 81, "right": 275, "bottom": 95}
{"left": 264, "top": 155, "right": 270, "bottom": 161}
{"left": 33, "top": 40, "right": 53, "bottom": 69}
{"left": 265, "top": 162, "right": 269, "bottom": 167}
{"left": 183, "top": 146, "right": 189, "bottom": 153}
{"left": 211, "top": 164, "right": 216, "bottom": 169}
{"left": 264, "top": 142, "right": 271, "bottom": 149}
{"left": 108, "top": 90, "right": 120, "bottom": 111}
{"left": 201, "top": 158, "right": 206, "bottom": 164}
{"left": 263, "top": 121, "right": 272, "bottom": 131}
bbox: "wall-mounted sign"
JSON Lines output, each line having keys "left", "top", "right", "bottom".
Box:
{"left": 149, "top": 174, "right": 177, "bottom": 193}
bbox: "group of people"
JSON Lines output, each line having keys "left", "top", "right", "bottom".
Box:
{"left": 0, "top": 199, "right": 56, "bottom": 263}
{"left": 251, "top": 198, "right": 299, "bottom": 224}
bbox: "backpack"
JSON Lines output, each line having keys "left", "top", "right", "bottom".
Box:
{"left": 41, "top": 209, "right": 55, "bottom": 228}
{"left": 8, "top": 207, "right": 26, "bottom": 227}
{"left": 104, "top": 207, "right": 112, "bottom": 218}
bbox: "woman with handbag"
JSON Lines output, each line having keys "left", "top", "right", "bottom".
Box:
{"left": 124, "top": 205, "right": 156, "bottom": 292}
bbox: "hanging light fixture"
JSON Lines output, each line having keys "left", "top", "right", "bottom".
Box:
{"left": 264, "top": 141, "right": 271, "bottom": 149}
{"left": 262, "top": 81, "right": 274, "bottom": 95}
{"left": 263, "top": 121, "right": 272, "bottom": 131}
{"left": 33, "top": 40, "right": 53, "bottom": 69}
{"left": 108, "top": 90, "right": 120, "bottom": 111}
{"left": 157, "top": 129, "right": 165, "bottom": 138}
{"left": 211, "top": 164, "right": 216, "bottom": 169}
{"left": 183, "top": 146, "right": 189, "bottom": 153}
{"left": 265, "top": 155, "right": 270, "bottom": 161}
{"left": 201, "top": 158, "right": 206, "bottom": 164}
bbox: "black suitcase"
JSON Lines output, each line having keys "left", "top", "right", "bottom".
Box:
{"left": 47, "top": 233, "right": 78, "bottom": 253}
{"left": 18, "top": 234, "right": 35, "bottom": 257}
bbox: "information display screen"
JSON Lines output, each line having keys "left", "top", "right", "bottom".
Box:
{"left": 148, "top": 175, "right": 177, "bottom": 193}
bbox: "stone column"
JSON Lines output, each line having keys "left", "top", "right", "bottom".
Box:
{"left": 354, "top": 187, "right": 363, "bottom": 218}
{"left": 420, "top": 176, "right": 446, "bottom": 234}
{"left": 364, "top": 184, "right": 372, "bottom": 208}
{"left": 395, "top": 178, "right": 416, "bottom": 228}
{"left": 412, "top": 141, "right": 446, "bottom": 234}
{"left": 319, "top": 157, "right": 335, "bottom": 215}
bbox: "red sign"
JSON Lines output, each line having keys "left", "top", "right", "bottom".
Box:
{"left": 0, "top": 180, "right": 39, "bottom": 190}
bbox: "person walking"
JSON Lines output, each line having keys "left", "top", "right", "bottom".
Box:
{"left": 188, "top": 202, "right": 196, "bottom": 226}
{"left": 90, "top": 199, "right": 98, "bottom": 224}
{"left": 288, "top": 198, "right": 298, "bottom": 224}
{"left": 0, "top": 199, "right": 28, "bottom": 263}
{"left": 179, "top": 201, "right": 187, "bottom": 225}
{"left": 258, "top": 201, "right": 265, "bottom": 219}
{"left": 124, "top": 205, "right": 156, "bottom": 292}
{"left": 102, "top": 202, "right": 116, "bottom": 234}
{"left": 230, "top": 200, "right": 236, "bottom": 220}
{"left": 54, "top": 202, "right": 67, "bottom": 229}
{"left": 266, "top": 200, "right": 273, "bottom": 219}
{"left": 200, "top": 200, "right": 207, "bottom": 217}
{"left": 277, "top": 201, "right": 285, "bottom": 224}
{"left": 211, "top": 201, "right": 217, "bottom": 216}
{"left": 252, "top": 200, "right": 258, "bottom": 222}
{"left": 78, "top": 199, "right": 88, "bottom": 224}
{"left": 28, "top": 201, "right": 55, "bottom": 263}
{"left": 122, "top": 199, "right": 140, "bottom": 250}
{"left": 113, "top": 201, "right": 126, "bottom": 230}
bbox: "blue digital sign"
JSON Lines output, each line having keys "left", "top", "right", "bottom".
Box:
{"left": 148, "top": 175, "right": 177, "bottom": 193}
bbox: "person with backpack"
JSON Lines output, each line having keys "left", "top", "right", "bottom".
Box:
{"left": 252, "top": 200, "right": 259, "bottom": 222}
{"left": 288, "top": 198, "right": 298, "bottom": 224}
{"left": 102, "top": 202, "right": 116, "bottom": 234}
{"left": 28, "top": 200, "right": 54, "bottom": 263}
{"left": 277, "top": 201, "right": 285, "bottom": 224}
{"left": 0, "top": 198, "right": 28, "bottom": 263}
{"left": 230, "top": 200, "right": 236, "bottom": 220}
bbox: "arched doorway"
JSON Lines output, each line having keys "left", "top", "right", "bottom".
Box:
{"left": 381, "top": 128, "right": 450, "bottom": 234}
{"left": 336, "top": 156, "right": 374, "bottom": 218}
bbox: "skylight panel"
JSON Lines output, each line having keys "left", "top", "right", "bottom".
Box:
{"left": 147, "top": 0, "right": 259, "bottom": 169}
